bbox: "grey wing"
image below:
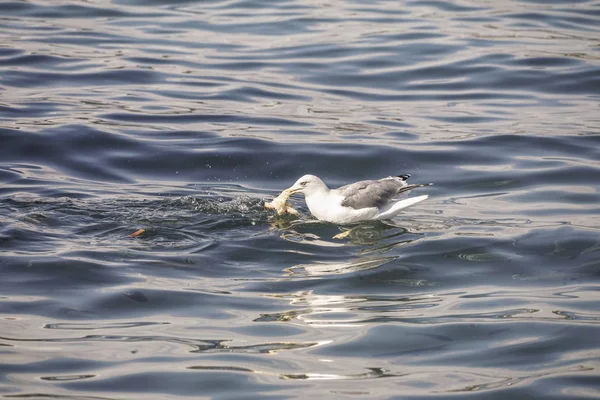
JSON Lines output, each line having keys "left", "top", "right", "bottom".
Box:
{"left": 339, "top": 179, "right": 406, "bottom": 210}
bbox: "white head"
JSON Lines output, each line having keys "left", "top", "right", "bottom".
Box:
{"left": 286, "top": 174, "right": 328, "bottom": 196}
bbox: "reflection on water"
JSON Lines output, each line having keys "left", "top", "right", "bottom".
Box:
{"left": 259, "top": 291, "right": 441, "bottom": 327}
{"left": 286, "top": 256, "right": 398, "bottom": 277}
{"left": 188, "top": 365, "right": 390, "bottom": 382}
{"left": 258, "top": 286, "right": 600, "bottom": 329}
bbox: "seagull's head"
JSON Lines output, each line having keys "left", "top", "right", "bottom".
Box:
{"left": 286, "top": 174, "right": 327, "bottom": 196}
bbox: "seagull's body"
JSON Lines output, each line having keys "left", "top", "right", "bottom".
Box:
{"left": 286, "top": 174, "right": 429, "bottom": 224}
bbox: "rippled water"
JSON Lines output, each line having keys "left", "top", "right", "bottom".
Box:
{"left": 1, "top": 0, "right": 600, "bottom": 398}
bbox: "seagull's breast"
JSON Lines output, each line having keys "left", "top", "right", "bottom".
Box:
{"left": 305, "top": 191, "right": 341, "bottom": 221}
{"left": 305, "top": 191, "right": 378, "bottom": 224}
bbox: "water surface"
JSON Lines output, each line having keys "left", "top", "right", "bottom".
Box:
{"left": 1, "top": 0, "right": 599, "bottom": 398}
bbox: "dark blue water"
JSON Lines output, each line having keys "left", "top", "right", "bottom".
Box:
{"left": 1, "top": 0, "right": 599, "bottom": 398}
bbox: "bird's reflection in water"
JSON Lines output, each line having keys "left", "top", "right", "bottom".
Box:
{"left": 268, "top": 217, "right": 425, "bottom": 278}
{"left": 272, "top": 216, "right": 417, "bottom": 248}
{"left": 285, "top": 256, "right": 398, "bottom": 276}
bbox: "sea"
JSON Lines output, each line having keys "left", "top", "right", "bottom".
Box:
{"left": 1, "top": 0, "right": 599, "bottom": 399}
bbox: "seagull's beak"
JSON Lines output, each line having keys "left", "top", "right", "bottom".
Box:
{"left": 285, "top": 184, "right": 303, "bottom": 195}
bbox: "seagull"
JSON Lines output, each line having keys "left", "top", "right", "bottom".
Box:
{"left": 285, "top": 174, "right": 430, "bottom": 225}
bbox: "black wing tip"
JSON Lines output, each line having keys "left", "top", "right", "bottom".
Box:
{"left": 397, "top": 174, "right": 411, "bottom": 181}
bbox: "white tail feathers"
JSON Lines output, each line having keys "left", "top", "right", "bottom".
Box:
{"left": 374, "top": 195, "right": 429, "bottom": 220}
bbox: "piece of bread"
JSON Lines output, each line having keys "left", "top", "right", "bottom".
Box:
{"left": 264, "top": 189, "right": 299, "bottom": 216}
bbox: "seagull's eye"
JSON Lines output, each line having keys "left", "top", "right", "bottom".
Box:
{"left": 300, "top": 181, "right": 308, "bottom": 186}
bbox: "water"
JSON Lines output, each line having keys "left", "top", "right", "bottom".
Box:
{"left": 1, "top": 0, "right": 599, "bottom": 398}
